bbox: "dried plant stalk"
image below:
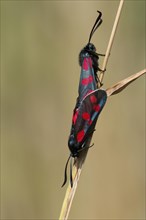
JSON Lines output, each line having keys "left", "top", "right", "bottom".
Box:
{"left": 106, "top": 69, "right": 146, "bottom": 96}
{"left": 98, "top": 0, "right": 124, "bottom": 87}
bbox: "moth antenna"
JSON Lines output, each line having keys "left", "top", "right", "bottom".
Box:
{"left": 61, "top": 155, "right": 71, "bottom": 187}
{"left": 70, "top": 157, "right": 73, "bottom": 187}
{"left": 88, "top": 10, "right": 102, "bottom": 44}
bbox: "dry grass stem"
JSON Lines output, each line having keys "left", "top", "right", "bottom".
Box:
{"left": 98, "top": 0, "right": 124, "bottom": 87}
{"left": 106, "top": 69, "right": 146, "bottom": 96}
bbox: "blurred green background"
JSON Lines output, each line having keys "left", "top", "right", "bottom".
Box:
{"left": 1, "top": 0, "right": 145, "bottom": 219}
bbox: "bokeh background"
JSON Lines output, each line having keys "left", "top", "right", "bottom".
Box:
{"left": 1, "top": 0, "right": 145, "bottom": 219}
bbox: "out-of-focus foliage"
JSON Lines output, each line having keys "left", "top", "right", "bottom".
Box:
{"left": 1, "top": 1, "right": 145, "bottom": 219}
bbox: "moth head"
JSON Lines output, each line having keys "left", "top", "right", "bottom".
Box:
{"left": 85, "top": 43, "right": 96, "bottom": 52}
{"left": 68, "top": 135, "right": 79, "bottom": 157}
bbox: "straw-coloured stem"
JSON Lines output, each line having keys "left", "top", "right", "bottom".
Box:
{"left": 98, "top": 0, "right": 124, "bottom": 87}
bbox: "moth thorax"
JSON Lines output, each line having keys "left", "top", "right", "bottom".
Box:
{"left": 85, "top": 43, "right": 96, "bottom": 52}
{"left": 79, "top": 43, "right": 97, "bottom": 67}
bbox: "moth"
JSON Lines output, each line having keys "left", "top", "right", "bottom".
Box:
{"left": 62, "top": 11, "right": 107, "bottom": 187}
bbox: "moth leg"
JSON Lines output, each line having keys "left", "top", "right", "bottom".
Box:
{"left": 96, "top": 73, "right": 103, "bottom": 87}
{"left": 97, "top": 53, "right": 105, "bottom": 56}
{"left": 97, "top": 68, "right": 106, "bottom": 87}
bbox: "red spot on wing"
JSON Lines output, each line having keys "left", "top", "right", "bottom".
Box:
{"left": 81, "top": 75, "right": 93, "bottom": 85}
{"left": 77, "top": 130, "right": 85, "bottom": 142}
{"left": 82, "top": 112, "right": 90, "bottom": 120}
{"left": 90, "top": 95, "right": 97, "bottom": 103}
{"left": 93, "top": 104, "right": 100, "bottom": 112}
{"left": 72, "top": 110, "right": 78, "bottom": 124}
{"left": 83, "top": 57, "right": 92, "bottom": 70}
{"left": 83, "top": 59, "right": 88, "bottom": 70}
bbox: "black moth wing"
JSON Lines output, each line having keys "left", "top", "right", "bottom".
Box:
{"left": 73, "top": 89, "right": 107, "bottom": 147}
